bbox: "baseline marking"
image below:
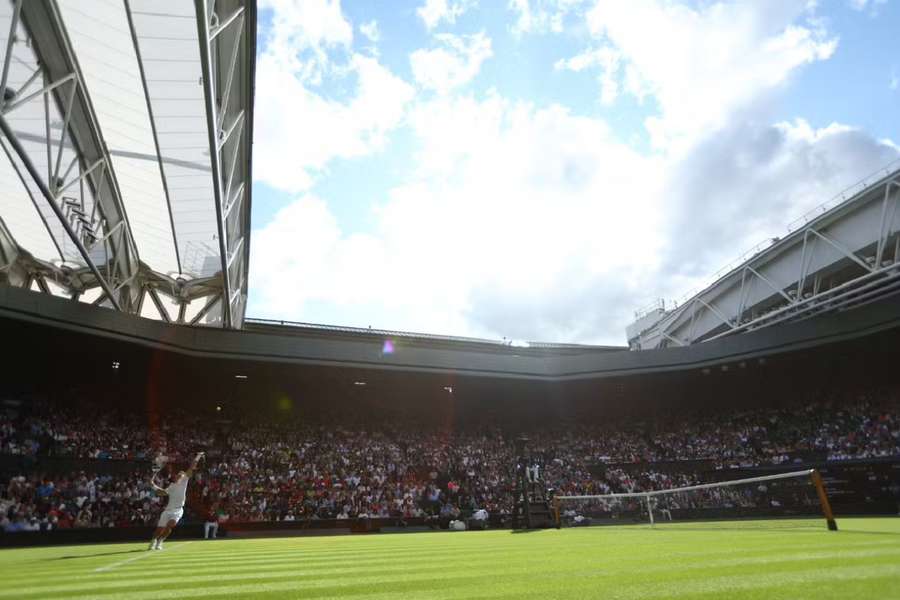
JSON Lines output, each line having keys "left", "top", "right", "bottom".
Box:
{"left": 94, "top": 542, "right": 194, "bottom": 573}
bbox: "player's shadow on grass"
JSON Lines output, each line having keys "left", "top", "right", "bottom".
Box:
{"left": 836, "top": 528, "right": 900, "bottom": 537}
{"left": 510, "top": 528, "right": 549, "bottom": 534}
{"left": 55, "top": 549, "right": 145, "bottom": 560}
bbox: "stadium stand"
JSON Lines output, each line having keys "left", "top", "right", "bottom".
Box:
{"left": 2, "top": 390, "right": 897, "bottom": 534}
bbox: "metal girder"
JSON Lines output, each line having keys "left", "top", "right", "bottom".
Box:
{"left": 696, "top": 297, "right": 737, "bottom": 331}
{"left": 660, "top": 332, "right": 685, "bottom": 347}
{"left": 195, "top": 0, "right": 251, "bottom": 329}
{"left": 0, "top": 215, "right": 25, "bottom": 286}
{"left": 735, "top": 265, "right": 793, "bottom": 322}
{"left": 645, "top": 170, "right": 900, "bottom": 350}
{"left": 0, "top": 0, "right": 254, "bottom": 329}
{"left": 0, "top": 0, "right": 141, "bottom": 312}
{"left": 804, "top": 228, "right": 873, "bottom": 274}
{"left": 147, "top": 287, "right": 172, "bottom": 323}
{"left": 0, "top": 113, "right": 124, "bottom": 309}
{"left": 189, "top": 293, "right": 222, "bottom": 326}
{"left": 707, "top": 266, "right": 900, "bottom": 342}
{"left": 875, "top": 181, "right": 900, "bottom": 267}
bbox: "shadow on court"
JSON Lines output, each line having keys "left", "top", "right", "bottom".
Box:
{"left": 832, "top": 528, "right": 900, "bottom": 537}
{"left": 55, "top": 549, "right": 145, "bottom": 561}
{"left": 510, "top": 528, "right": 550, "bottom": 534}
{"left": 633, "top": 525, "right": 900, "bottom": 535}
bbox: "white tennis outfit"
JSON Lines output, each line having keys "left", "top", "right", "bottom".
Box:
{"left": 157, "top": 474, "right": 189, "bottom": 527}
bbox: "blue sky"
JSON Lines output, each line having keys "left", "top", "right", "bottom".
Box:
{"left": 248, "top": 0, "right": 900, "bottom": 344}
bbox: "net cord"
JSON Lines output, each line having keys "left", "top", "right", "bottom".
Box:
{"left": 555, "top": 469, "right": 814, "bottom": 502}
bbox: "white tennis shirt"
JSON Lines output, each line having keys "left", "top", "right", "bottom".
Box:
{"left": 164, "top": 474, "right": 189, "bottom": 511}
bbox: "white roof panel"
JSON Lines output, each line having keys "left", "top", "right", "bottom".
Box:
{"left": 130, "top": 1, "right": 220, "bottom": 278}
{"left": 58, "top": 0, "right": 179, "bottom": 275}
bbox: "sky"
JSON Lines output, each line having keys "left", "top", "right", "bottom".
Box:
{"left": 247, "top": 0, "right": 900, "bottom": 345}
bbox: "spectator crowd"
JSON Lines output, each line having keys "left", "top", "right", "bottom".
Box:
{"left": 1, "top": 392, "right": 898, "bottom": 532}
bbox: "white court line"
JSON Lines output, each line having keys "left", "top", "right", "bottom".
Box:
{"left": 94, "top": 541, "right": 194, "bottom": 573}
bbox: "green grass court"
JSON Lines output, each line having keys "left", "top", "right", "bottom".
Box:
{"left": 1, "top": 518, "right": 899, "bottom": 599}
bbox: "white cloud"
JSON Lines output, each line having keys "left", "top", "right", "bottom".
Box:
{"left": 509, "top": 0, "right": 587, "bottom": 35}
{"left": 250, "top": 0, "right": 899, "bottom": 344}
{"left": 574, "top": 0, "right": 837, "bottom": 149}
{"left": 410, "top": 32, "right": 493, "bottom": 94}
{"left": 252, "top": 94, "right": 665, "bottom": 341}
{"left": 417, "top": 0, "right": 477, "bottom": 30}
{"left": 258, "top": 0, "right": 353, "bottom": 85}
{"left": 254, "top": 52, "right": 414, "bottom": 193}
{"left": 555, "top": 46, "right": 622, "bottom": 105}
{"left": 848, "top": 0, "right": 887, "bottom": 13}
{"left": 358, "top": 20, "right": 380, "bottom": 57}
{"left": 253, "top": 2, "right": 414, "bottom": 192}
{"left": 659, "top": 119, "right": 900, "bottom": 291}
{"left": 508, "top": 0, "right": 534, "bottom": 33}
{"left": 251, "top": 86, "right": 899, "bottom": 343}
{"left": 891, "top": 70, "right": 899, "bottom": 91}
{"left": 359, "top": 20, "right": 380, "bottom": 43}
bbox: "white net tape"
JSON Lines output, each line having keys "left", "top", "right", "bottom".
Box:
{"left": 555, "top": 469, "right": 823, "bottom": 527}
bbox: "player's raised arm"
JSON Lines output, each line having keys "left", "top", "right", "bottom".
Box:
{"left": 184, "top": 452, "right": 205, "bottom": 478}
{"left": 150, "top": 472, "right": 168, "bottom": 495}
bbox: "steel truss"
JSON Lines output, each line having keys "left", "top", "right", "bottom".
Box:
{"left": 0, "top": 0, "right": 254, "bottom": 328}
{"left": 657, "top": 174, "right": 900, "bottom": 347}
{"left": 195, "top": 0, "right": 252, "bottom": 329}
{"left": 0, "top": 0, "right": 140, "bottom": 311}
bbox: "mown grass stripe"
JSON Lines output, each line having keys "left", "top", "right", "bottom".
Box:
{"left": 0, "top": 518, "right": 896, "bottom": 600}
{"left": 93, "top": 542, "right": 193, "bottom": 573}
{"left": 6, "top": 533, "right": 894, "bottom": 584}
{"left": 12, "top": 545, "right": 900, "bottom": 598}
{"left": 39, "top": 562, "right": 900, "bottom": 600}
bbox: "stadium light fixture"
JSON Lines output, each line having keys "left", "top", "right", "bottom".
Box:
{"left": 234, "top": 374, "right": 248, "bottom": 380}
{"left": 443, "top": 386, "right": 454, "bottom": 393}
{"left": 111, "top": 361, "right": 120, "bottom": 370}
{"left": 353, "top": 381, "right": 367, "bottom": 386}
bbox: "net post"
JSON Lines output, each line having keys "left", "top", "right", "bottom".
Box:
{"left": 552, "top": 496, "right": 561, "bottom": 529}
{"left": 810, "top": 469, "right": 838, "bottom": 531}
{"left": 645, "top": 494, "right": 655, "bottom": 528}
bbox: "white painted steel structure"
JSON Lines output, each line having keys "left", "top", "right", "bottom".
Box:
{"left": 0, "top": 0, "right": 254, "bottom": 328}
{"left": 629, "top": 163, "right": 900, "bottom": 349}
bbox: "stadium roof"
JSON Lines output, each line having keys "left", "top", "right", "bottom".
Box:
{"left": 0, "top": 0, "right": 255, "bottom": 328}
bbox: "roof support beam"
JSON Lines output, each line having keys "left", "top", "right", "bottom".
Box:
{"left": 0, "top": 0, "right": 22, "bottom": 98}
{"left": 0, "top": 216, "right": 24, "bottom": 286}
{"left": 3, "top": 0, "right": 142, "bottom": 312}
{"left": 195, "top": 0, "right": 250, "bottom": 329}
{"left": 189, "top": 293, "right": 221, "bottom": 325}
{"left": 210, "top": 6, "right": 244, "bottom": 41}
{"left": 875, "top": 180, "right": 899, "bottom": 268}
{"left": 196, "top": 0, "right": 233, "bottom": 328}
{"left": 0, "top": 0, "right": 253, "bottom": 330}
{"left": 0, "top": 113, "right": 121, "bottom": 309}
{"left": 696, "top": 297, "right": 738, "bottom": 331}
{"left": 804, "top": 228, "right": 874, "bottom": 274}
{"left": 746, "top": 266, "right": 792, "bottom": 303}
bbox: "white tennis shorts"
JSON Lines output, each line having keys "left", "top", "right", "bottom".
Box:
{"left": 158, "top": 508, "right": 184, "bottom": 527}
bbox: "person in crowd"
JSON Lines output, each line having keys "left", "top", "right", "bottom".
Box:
{"left": 203, "top": 502, "right": 220, "bottom": 540}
